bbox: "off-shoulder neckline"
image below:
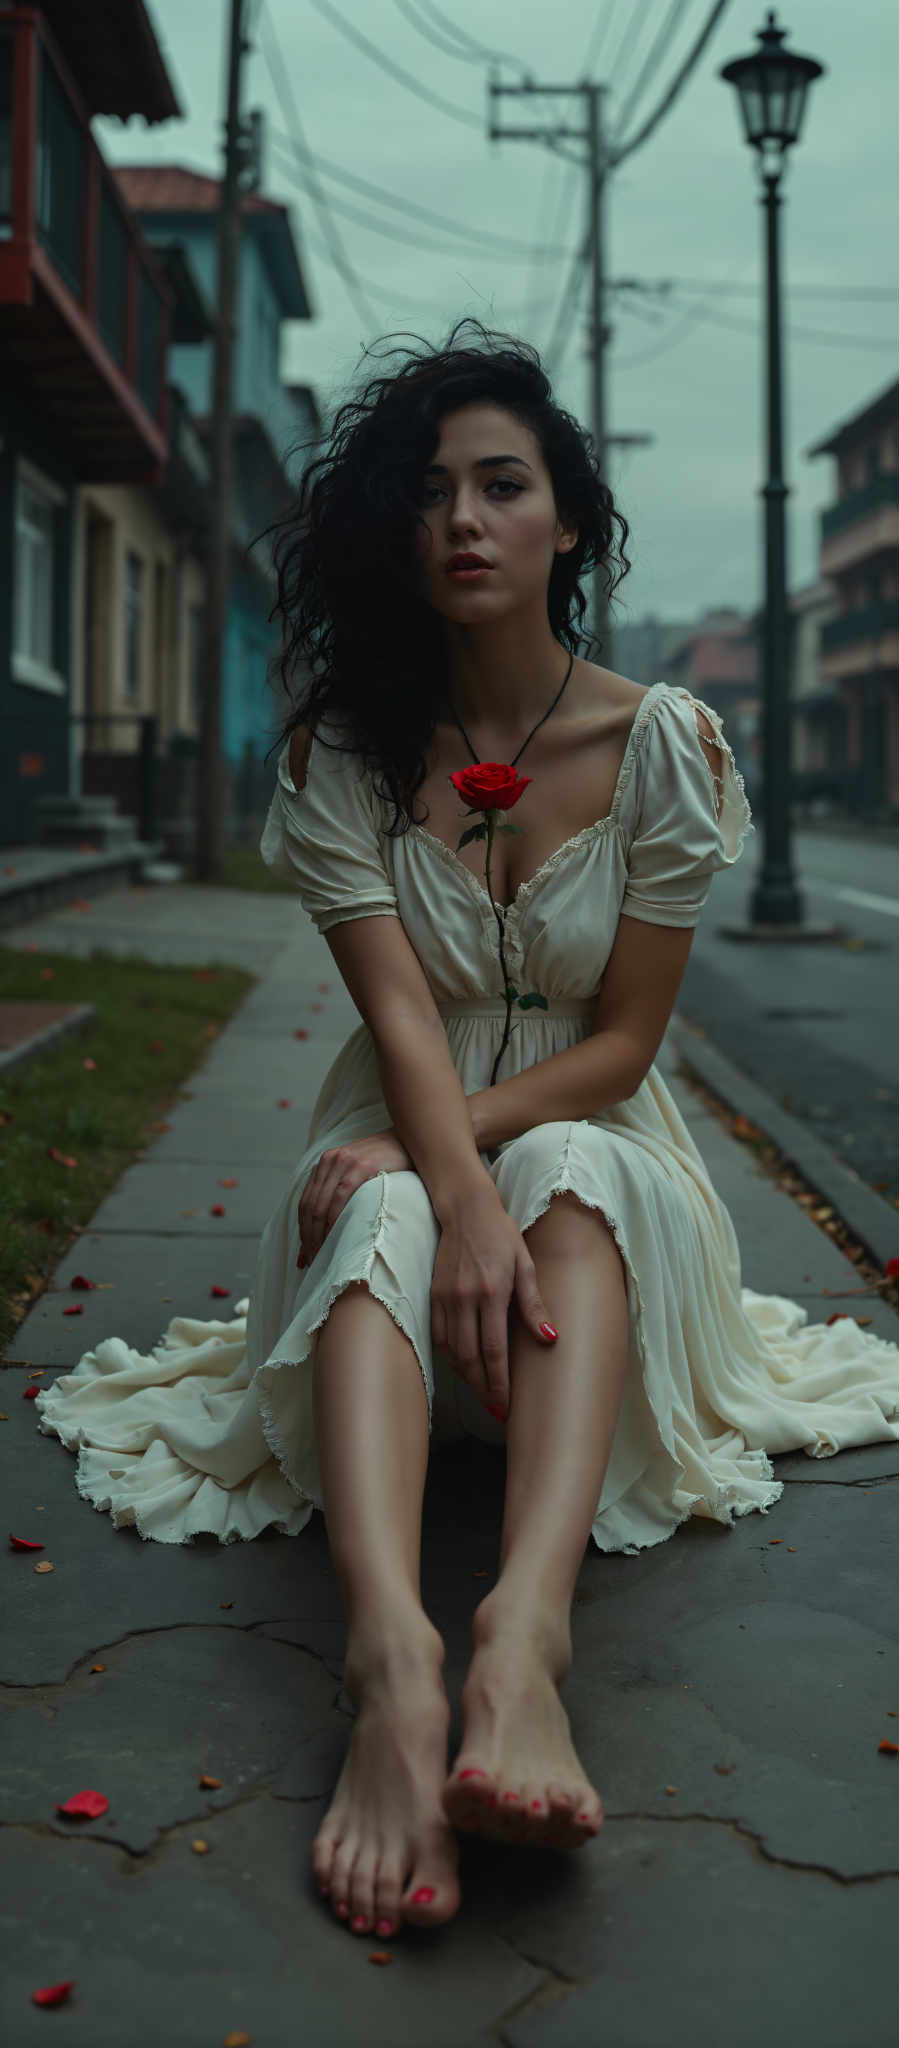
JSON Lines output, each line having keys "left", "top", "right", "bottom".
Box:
{"left": 406, "top": 679, "right": 673, "bottom": 919}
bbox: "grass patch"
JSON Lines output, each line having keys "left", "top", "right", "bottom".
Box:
{"left": 184, "top": 846, "right": 296, "bottom": 893}
{"left": 0, "top": 944, "right": 254, "bottom": 1354}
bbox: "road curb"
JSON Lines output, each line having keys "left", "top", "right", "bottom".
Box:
{"left": 0, "top": 1002, "right": 97, "bottom": 1080}
{"left": 668, "top": 1010, "right": 897, "bottom": 1274}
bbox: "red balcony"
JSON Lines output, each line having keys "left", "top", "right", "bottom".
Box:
{"left": 0, "top": 6, "right": 174, "bottom": 481}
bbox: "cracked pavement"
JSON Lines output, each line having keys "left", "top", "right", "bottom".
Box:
{"left": 2, "top": 882, "right": 899, "bottom": 2044}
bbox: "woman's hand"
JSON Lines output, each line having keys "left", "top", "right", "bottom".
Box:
{"left": 297, "top": 1128, "right": 413, "bottom": 1264}
{"left": 430, "top": 1187, "right": 558, "bottom": 1421}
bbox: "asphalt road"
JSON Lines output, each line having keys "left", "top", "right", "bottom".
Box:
{"left": 680, "top": 825, "right": 898, "bottom": 1207}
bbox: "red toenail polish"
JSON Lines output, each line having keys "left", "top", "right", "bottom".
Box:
{"left": 336, "top": 1902, "right": 349, "bottom": 1917}
{"left": 458, "top": 1769, "right": 486, "bottom": 1781}
{"left": 352, "top": 1915, "right": 367, "bottom": 1931}
{"left": 375, "top": 1919, "right": 394, "bottom": 1936}
{"left": 411, "top": 1886, "right": 435, "bottom": 1905}
{"left": 503, "top": 1793, "right": 520, "bottom": 1802}
{"left": 531, "top": 1800, "right": 543, "bottom": 1811}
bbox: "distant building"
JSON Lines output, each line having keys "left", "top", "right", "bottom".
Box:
{"left": 0, "top": 1, "right": 180, "bottom": 847}
{"left": 108, "top": 159, "right": 321, "bottom": 849}
{"left": 807, "top": 375, "right": 899, "bottom": 815}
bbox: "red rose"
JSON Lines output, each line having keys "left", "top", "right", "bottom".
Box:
{"left": 450, "top": 763, "right": 532, "bottom": 813}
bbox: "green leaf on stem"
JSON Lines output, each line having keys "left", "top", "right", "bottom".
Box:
{"left": 457, "top": 823, "right": 487, "bottom": 849}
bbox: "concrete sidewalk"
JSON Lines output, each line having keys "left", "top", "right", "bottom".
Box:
{"left": 2, "top": 882, "right": 898, "bottom": 2047}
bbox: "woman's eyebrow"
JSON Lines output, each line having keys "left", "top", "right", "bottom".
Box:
{"left": 424, "top": 455, "right": 533, "bottom": 475}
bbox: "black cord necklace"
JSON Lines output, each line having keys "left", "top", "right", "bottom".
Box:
{"left": 447, "top": 647, "right": 575, "bottom": 768}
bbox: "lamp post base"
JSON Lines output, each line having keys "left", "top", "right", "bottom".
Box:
{"left": 716, "top": 920, "right": 847, "bottom": 943}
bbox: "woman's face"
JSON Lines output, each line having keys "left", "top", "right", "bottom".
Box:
{"left": 412, "top": 402, "right": 576, "bottom": 620}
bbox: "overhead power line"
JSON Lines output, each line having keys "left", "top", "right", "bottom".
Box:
{"left": 308, "top": 0, "right": 483, "bottom": 129}
{"left": 257, "top": 0, "right": 380, "bottom": 332}
{"left": 611, "top": 0, "right": 695, "bottom": 144}
{"left": 609, "top": 0, "right": 733, "bottom": 163}
{"left": 267, "top": 127, "right": 576, "bottom": 261}
{"left": 395, "top": 0, "right": 530, "bottom": 71}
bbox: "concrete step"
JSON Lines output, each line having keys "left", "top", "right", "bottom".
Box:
{"left": 0, "top": 842, "right": 165, "bottom": 932}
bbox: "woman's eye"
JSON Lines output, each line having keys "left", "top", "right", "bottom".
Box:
{"left": 421, "top": 479, "right": 521, "bottom": 502}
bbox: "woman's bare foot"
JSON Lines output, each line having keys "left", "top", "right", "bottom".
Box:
{"left": 443, "top": 1607, "right": 604, "bottom": 1851}
{"left": 312, "top": 1619, "right": 461, "bottom": 1938}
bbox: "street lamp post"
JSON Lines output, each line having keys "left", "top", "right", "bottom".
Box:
{"left": 720, "top": 9, "right": 837, "bottom": 939}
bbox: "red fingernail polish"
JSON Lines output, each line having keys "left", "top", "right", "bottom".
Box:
{"left": 458, "top": 1769, "right": 487, "bottom": 1781}
{"left": 411, "top": 1886, "right": 435, "bottom": 1905}
{"left": 487, "top": 1404, "right": 507, "bottom": 1422}
{"left": 540, "top": 1323, "right": 558, "bottom": 1340}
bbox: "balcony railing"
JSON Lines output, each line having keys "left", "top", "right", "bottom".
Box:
{"left": 819, "top": 598, "right": 899, "bottom": 654}
{"left": 820, "top": 471, "right": 899, "bottom": 543}
{"left": 0, "top": 8, "right": 171, "bottom": 459}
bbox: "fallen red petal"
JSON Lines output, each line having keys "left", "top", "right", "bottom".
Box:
{"left": 10, "top": 1534, "right": 45, "bottom": 1550}
{"left": 32, "top": 1981, "right": 76, "bottom": 2008}
{"left": 24, "top": 1386, "right": 40, "bottom": 1400}
{"left": 277, "top": 1098, "right": 291, "bottom": 1108}
{"left": 878, "top": 1739, "right": 899, "bottom": 1755}
{"left": 70, "top": 1275, "right": 95, "bottom": 1290}
{"left": 210, "top": 1204, "right": 226, "bottom": 1216}
{"left": 63, "top": 1305, "right": 85, "bottom": 1316}
{"left": 211, "top": 1285, "right": 230, "bottom": 1298}
{"left": 56, "top": 1789, "right": 109, "bottom": 1819}
{"left": 885, "top": 1257, "right": 899, "bottom": 1277}
{"left": 294, "top": 1029, "right": 308, "bottom": 1040}
{"left": 220, "top": 1178, "right": 238, "bottom": 1187}
{"left": 826, "top": 1313, "right": 849, "bottom": 1325}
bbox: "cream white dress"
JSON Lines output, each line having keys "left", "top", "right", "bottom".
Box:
{"left": 35, "top": 682, "right": 899, "bottom": 1552}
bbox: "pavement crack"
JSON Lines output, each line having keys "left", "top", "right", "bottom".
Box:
{"left": 605, "top": 1809, "right": 899, "bottom": 1882}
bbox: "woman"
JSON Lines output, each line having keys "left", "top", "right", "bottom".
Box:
{"left": 36, "top": 320, "right": 899, "bottom": 1949}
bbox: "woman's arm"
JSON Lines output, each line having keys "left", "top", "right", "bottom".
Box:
{"left": 322, "top": 911, "right": 497, "bottom": 1221}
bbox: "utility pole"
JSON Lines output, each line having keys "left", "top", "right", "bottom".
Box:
{"left": 196, "top": 0, "right": 250, "bottom": 882}
{"left": 489, "top": 75, "right": 652, "bottom": 671}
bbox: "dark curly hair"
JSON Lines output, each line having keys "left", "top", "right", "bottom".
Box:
{"left": 255, "top": 317, "right": 631, "bottom": 838}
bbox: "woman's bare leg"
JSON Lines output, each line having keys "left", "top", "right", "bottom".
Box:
{"left": 443, "top": 1193, "right": 630, "bottom": 1850}
{"left": 309, "top": 1280, "right": 461, "bottom": 1938}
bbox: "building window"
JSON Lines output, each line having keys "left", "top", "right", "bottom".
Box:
{"left": 13, "top": 476, "right": 56, "bottom": 670}
{"left": 125, "top": 551, "right": 142, "bottom": 699}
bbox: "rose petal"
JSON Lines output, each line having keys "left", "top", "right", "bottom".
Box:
{"left": 24, "top": 1386, "right": 40, "bottom": 1400}
{"left": 878, "top": 1739, "right": 899, "bottom": 1755}
{"left": 294, "top": 1029, "right": 308, "bottom": 1040}
{"left": 9, "top": 1534, "right": 45, "bottom": 1550}
{"left": 220, "top": 1178, "right": 238, "bottom": 1187}
{"left": 63, "top": 1305, "right": 85, "bottom": 1316}
{"left": 210, "top": 1285, "right": 230, "bottom": 1297}
{"left": 32, "top": 1981, "right": 76, "bottom": 2008}
{"left": 277, "top": 1098, "right": 291, "bottom": 1108}
{"left": 210, "top": 1204, "right": 226, "bottom": 1216}
{"left": 198, "top": 1774, "right": 222, "bottom": 1789}
{"left": 56, "top": 1789, "right": 109, "bottom": 1819}
{"left": 826, "top": 1313, "right": 849, "bottom": 1325}
{"left": 70, "top": 1275, "right": 95, "bottom": 1291}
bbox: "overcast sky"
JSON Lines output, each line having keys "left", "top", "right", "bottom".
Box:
{"left": 96, "top": 0, "right": 899, "bottom": 632}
